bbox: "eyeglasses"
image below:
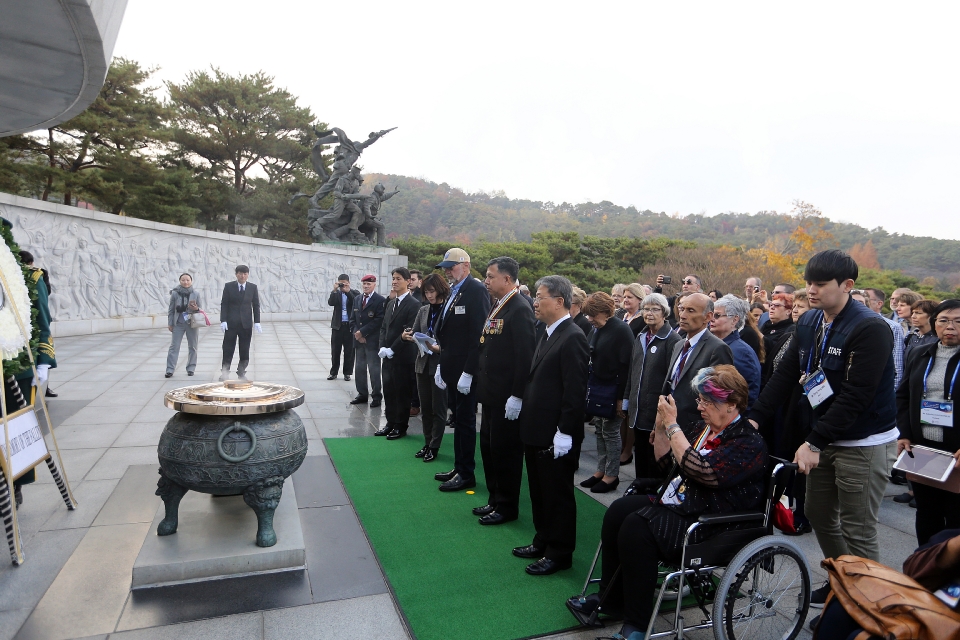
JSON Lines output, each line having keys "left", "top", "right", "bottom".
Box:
{"left": 936, "top": 317, "right": 960, "bottom": 327}
{"left": 534, "top": 295, "right": 559, "bottom": 303}
{"left": 683, "top": 279, "right": 696, "bottom": 285}
{"left": 768, "top": 303, "right": 786, "bottom": 310}
{"left": 641, "top": 307, "right": 663, "bottom": 314}
{"left": 696, "top": 397, "right": 715, "bottom": 408}
{"left": 711, "top": 312, "right": 734, "bottom": 320}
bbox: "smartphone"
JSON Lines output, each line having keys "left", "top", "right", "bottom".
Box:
{"left": 661, "top": 276, "right": 672, "bottom": 285}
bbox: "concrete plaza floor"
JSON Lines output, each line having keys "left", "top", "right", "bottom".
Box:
{"left": 0, "top": 323, "right": 921, "bottom": 640}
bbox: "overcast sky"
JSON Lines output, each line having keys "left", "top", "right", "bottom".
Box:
{"left": 114, "top": 1, "right": 960, "bottom": 240}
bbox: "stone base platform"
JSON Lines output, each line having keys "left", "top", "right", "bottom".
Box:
{"left": 131, "top": 477, "right": 305, "bottom": 589}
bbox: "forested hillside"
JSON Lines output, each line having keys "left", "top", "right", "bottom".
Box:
{"left": 368, "top": 173, "right": 960, "bottom": 285}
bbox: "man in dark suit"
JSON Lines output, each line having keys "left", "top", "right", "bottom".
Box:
{"left": 374, "top": 267, "right": 422, "bottom": 439}
{"left": 327, "top": 273, "right": 359, "bottom": 381}
{"left": 512, "top": 275, "right": 589, "bottom": 576}
{"left": 474, "top": 257, "right": 536, "bottom": 525}
{"left": 350, "top": 274, "right": 386, "bottom": 407}
{"left": 661, "top": 292, "right": 734, "bottom": 430}
{"left": 219, "top": 264, "right": 261, "bottom": 381}
{"left": 432, "top": 248, "right": 491, "bottom": 492}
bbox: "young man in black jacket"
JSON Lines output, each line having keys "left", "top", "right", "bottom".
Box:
{"left": 219, "top": 265, "right": 261, "bottom": 381}
{"left": 375, "top": 267, "right": 421, "bottom": 439}
{"left": 327, "top": 274, "right": 358, "bottom": 381}
{"left": 749, "top": 250, "right": 898, "bottom": 607}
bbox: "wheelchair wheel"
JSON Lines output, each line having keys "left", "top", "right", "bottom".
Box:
{"left": 711, "top": 536, "right": 811, "bottom": 640}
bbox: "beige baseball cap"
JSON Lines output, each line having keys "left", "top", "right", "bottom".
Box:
{"left": 436, "top": 248, "right": 471, "bottom": 268}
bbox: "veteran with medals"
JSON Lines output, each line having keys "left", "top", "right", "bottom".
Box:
{"left": 474, "top": 257, "right": 536, "bottom": 525}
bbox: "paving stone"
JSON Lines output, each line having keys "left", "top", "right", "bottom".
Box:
{"left": 261, "top": 593, "right": 407, "bottom": 640}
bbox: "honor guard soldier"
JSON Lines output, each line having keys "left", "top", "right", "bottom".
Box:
{"left": 474, "top": 257, "right": 536, "bottom": 525}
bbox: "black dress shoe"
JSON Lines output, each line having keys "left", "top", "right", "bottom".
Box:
{"left": 579, "top": 476, "right": 603, "bottom": 488}
{"left": 435, "top": 469, "right": 457, "bottom": 482}
{"left": 439, "top": 474, "right": 476, "bottom": 492}
{"left": 525, "top": 557, "right": 571, "bottom": 576}
{"left": 472, "top": 504, "right": 496, "bottom": 516}
{"left": 164, "top": 372, "right": 173, "bottom": 378}
{"left": 512, "top": 544, "right": 544, "bottom": 559}
{"left": 374, "top": 425, "right": 392, "bottom": 436}
{"left": 45, "top": 388, "right": 58, "bottom": 397}
{"left": 479, "top": 512, "right": 517, "bottom": 526}
{"left": 794, "top": 521, "right": 813, "bottom": 535}
{"left": 423, "top": 448, "right": 438, "bottom": 463}
{"left": 350, "top": 396, "right": 369, "bottom": 405}
{"left": 327, "top": 374, "right": 338, "bottom": 380}
{"left": 415, "top": 446, "right": 428, "bottom": 458}
{"left": 591, "top": 478, "right": 620, "bottom": 493}
{"left": 187, "top": 371, "right": 194, "bottom": 376}
{"left": 386, "top": 428, "right": 407, "bottom": 440}
{"left": 567, "top": 593, "right": 602, "bottom": 615}
{"left": 369, "top": 399, "right": 381, "bottom": 408}
{"left": 344, "top": 375, "right": 351, "bottom": 381}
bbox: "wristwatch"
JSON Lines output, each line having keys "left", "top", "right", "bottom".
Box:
{"left": 666, "top": 424, "right": 682, "bottom": 439}
{"left": 805, "top": 441, "right": 822, "bottom": 453}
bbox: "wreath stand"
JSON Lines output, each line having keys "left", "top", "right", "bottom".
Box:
{"left": 0, "top": 267, "right": 76, "bottom": 566}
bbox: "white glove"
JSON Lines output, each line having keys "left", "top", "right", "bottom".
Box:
{"left": 457, "top": 372, "right": 473, "bottom": 395}
{"left": 33, "top": 364, "right": 50, "bottom": 387}
{"left": 434, "top": 366, "right": 447, "bottom": 390}
{"left": 384, "top": 348, "right": 394, "bottom": 359}
{"left": 622, "top": 399, "right": 629, "bottom": 411}
{"left": 553, "top": 429, "right": 573, "bottom": 459}
{"left": 254, "top": 323, "right": 262, "bottom": 334}
{"left": 221, "top": 322, "right": 228, "bottom": 332}
{"left": 505, "top": 395, "right": 522, "bottom": 420}
{"left": 378, "top": 347, "right": 389, "bottom": 359}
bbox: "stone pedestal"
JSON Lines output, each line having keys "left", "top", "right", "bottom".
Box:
{"left": 131, "top": 477, "right": 304, "bottom": 589}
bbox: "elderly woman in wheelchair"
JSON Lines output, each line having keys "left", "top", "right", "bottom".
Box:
{"left": 569, "top": 365, "right": 771, "bottom": 640}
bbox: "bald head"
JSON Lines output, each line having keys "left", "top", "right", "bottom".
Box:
{"left": 679, "top": 293, "right": 713, "bottom": 334}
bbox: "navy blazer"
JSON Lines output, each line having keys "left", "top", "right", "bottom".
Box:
{"left": 435, "top": 277, "right": 491, "bottom": 386}
{"left": 350, "top": 291, "right": 386, "bottom": 343}
{"left": 219, "top": 281, "right": 260, "bottom": 329}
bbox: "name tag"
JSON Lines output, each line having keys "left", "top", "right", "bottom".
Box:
{"left": 920, "top": 399, "right": 954, "bottom": 427}
{"left": 455, "top": 306, "right": 466, "bottom": 315}
{"left": 802, "top": 369, "right": 834, "bottom": 409}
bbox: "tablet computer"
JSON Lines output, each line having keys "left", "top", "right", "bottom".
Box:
{"left": 893, "top": 445, "right": 956, "bottom": 483}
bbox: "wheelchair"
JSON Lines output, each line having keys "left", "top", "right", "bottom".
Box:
{"left": 567, "top": 459, "right": 813, "bottom": 640}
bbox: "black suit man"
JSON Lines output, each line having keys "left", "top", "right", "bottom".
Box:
{"left": 375, "top": 267, "right": 422, "bottom": 439}
{"left": 474, "top": 257, "right": 536, "bottom": 525}
{"left": 350, "top": 274, "right": 386, "bottom": 407}
{"left": 432, "top": 248, "right": 492, "bottom": 492}
{"left": 513, "top": 275, "right": 589, "bottom": 576}
{"left": 327, "top": 273, "right": 359, "bottom": 380}
{"left": 660, "top": 292, "right": 734, "bottom": 430}
{"left": 219, "top": 264, "right": 261, "bottom": 381}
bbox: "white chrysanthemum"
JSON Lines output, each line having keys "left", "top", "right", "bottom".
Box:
{"left": 0, "top": 242, "right": 32, "bottom": 360}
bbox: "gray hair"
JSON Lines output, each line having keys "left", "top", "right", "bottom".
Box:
{"left": 641, "top": 293, "right": 670, "bottom": 316}
{"left": 535, "top": 275, "right": 573, "bottom": 310}
{"left": 716, "top": 294, "right": 748, "bottom": 330}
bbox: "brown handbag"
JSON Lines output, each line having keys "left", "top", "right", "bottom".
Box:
{"left": 816, "top": 555, "right": 960, "bottom": 640}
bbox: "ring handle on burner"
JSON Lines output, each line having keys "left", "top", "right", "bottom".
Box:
{"left": 216, "top": 422, "right": 258, "bottom": 463}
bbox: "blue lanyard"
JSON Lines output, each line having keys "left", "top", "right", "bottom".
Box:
{"left": 922, "top": 351, "right": 960, "bottom": 400}
{"left": 805, "top": 311, "right": 833, "bottom": 375}
{"left": 427, "top": 307, "right": 439, "bottom": 335}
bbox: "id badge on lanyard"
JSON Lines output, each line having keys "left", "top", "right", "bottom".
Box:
{"left": 803, "top": 313, "right": 834, "bottom": 409}
{"left": 920, "top": 356, "right": 958, "bottom": 427}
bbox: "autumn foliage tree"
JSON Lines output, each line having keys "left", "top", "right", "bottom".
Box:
{"left": 849, "top": 240, "right": 881, "bottom": 269}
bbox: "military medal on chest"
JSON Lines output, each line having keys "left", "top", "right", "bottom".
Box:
{"left": 482, "top": 288, "right": 518, "bottom": 343}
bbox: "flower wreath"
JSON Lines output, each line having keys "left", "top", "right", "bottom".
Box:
{"left": 0, "top": 221, "right": 38, "bottom": 378}
{"left": 0, "top": 241, "right": 31, "bottom": 360}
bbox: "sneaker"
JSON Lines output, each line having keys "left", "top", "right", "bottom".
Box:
{"left": 810, "top": 581, "right": 830, "bottom": 608}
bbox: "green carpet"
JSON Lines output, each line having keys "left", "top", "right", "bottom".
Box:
{"left": 324, "top": 435, "right": 607, "bottom": 640}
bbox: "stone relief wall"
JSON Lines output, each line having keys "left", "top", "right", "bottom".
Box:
{"left": 0, "top": 193, "right": 406, "bottom": 336}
